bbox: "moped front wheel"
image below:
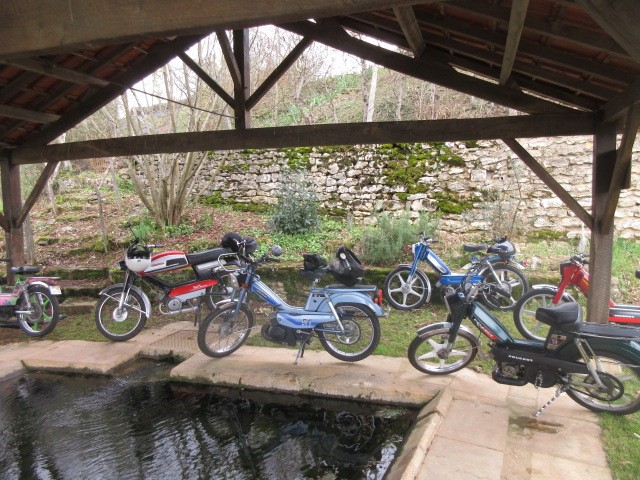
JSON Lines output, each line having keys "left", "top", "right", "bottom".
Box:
{"left": 198, "top": 302, "right": 254, "bottom": 358}
{"left": 18, "top": 285, "right": 60, "bottom": 337}
{"left": 383, "top": 266, "right": 431, "bottom": 310}
{"left": 565, "top": 350, "right": 640, "bottom": 415}
{"left": 316, "top": 303, "right": 380, "bottom": 362}
{"left": 95, "top": 287, "right": 147, "bottom": 341}
{"left": 513, "top": 287, "right": 573, "bottom": 341}
{"left": 407, "top": 328, "right": 478, "bottom": 375}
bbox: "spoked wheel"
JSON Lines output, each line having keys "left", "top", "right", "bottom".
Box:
{"left": 198, "top": 302, "right": 254, "bottom": 358}
{"left": 383, "top": 266, "right": 431, "bottom": 310}
{"left": 480, "top": 264, "right": 529, "bottom": 311}
{"left": 565, "top": 351, "right": 640, "bottom": 415}
{"left": 18, "top": 286, "right": 60, "bottom": 337}
{"left": 407, "top": 328, "right": 479, "bottom": 375}
{"left": 513, "top": 287, "right": 573, "bottom": 341}
{"left": 95, "top": 287, "right": 147, "bottom": 341}
{"left": 316, "top": 303, "right": 380, "bottom": 362}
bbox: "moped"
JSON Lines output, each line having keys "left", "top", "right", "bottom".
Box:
{"left": 0, "top": 259, "right": 62, "bottom": 337}
{"left": 198, "top": 245, "right": 384, "bottom": 364}
{"left": 513, "top": 254, "right": 640, "bottom": 342}
{"left": 384, "top": 233, "right": 528, "bottom": 311}
{"left": 407, "top": 263, "right": 640, "bottom": 416}
{"left": 95, "top": 233, "right": 243, "bottom": 341}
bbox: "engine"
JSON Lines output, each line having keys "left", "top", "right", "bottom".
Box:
{"left": 491, "top": 362, "right": 527, "bottom": 386}
{"left": 159, "top": 295, "right": 198, "bottom": 314}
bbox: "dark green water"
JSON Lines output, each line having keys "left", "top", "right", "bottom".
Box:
{"left": 0, "top": 363, "right": 415, "bottom": 479}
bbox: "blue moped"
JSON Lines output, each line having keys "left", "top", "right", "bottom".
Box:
{"left": 383, "top": 233, "right": 528, "bottom": 311}
{"left": 197, "top": 245, "right": 384, "bottom": 364}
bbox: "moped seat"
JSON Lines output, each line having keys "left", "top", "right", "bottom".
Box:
{"left": 463, "top": 243, "right": 488, "bottom": 253}
{"left": 10, "top": 266, "right": 40, "bottom": 275}
{"left": 535, "top": 302, "right": 581, "bottom": 331}
{"left": 187, "top": 247, "right": 233, "bottom": 265}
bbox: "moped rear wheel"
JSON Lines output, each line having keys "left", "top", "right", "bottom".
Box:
{"left": 95, "top": 287, "right": 147, "bottom": 341}
{"left": 480, "top": 264, "right": 529, "bottom": 311}
{"left": 316, "top": 303, "right": 380, "bottom": 362}
{"left": 407, "top": 328, "right": 478, "bottom": 375}
{"left": 513, "top": 287, "right": 573, "bottom": 341}
{"left": 565, "top": 350, "right": 640, "bottom": 415}
{"left": 383, "top": 266, "right": 431, "bottom": 310}
{"left": 198, "top": 302, "right": 254, "bottom": 358}
{"left": 18, "top": 285, "right": 60, "bottom": 337}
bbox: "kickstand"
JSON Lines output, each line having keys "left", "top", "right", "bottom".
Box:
{"left": 533, "top": 385, "right": 567, "bottom": 417}
{"left": 293, "top": 339, "right": 310, "bottom": 365}
{"left": 193, "top": 300, "right": 202, "bottom": 326}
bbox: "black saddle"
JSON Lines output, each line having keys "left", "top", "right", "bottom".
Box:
{"left": 10, "top": 266, "right": 40, "bottom": 275}
{"left": 187, "top": 247, "right": 234, "bottom": 265}
{"left": 535, "top": 302, "right": 581, "bottom": 332}
{"left": 463, "top": 243, "right": 488, "bottom": 253}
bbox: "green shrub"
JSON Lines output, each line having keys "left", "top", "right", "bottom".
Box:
{"left": 361, "top": 211, "right": 440, "bottom": 265}
{"left": 269, "top": 168, "right": 320, "bottom": 235}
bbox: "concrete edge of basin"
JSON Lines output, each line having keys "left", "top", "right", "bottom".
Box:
{"left": 384, "top": 388, "right": 453, "bottom": 480}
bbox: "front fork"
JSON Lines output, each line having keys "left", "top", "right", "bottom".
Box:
{"left": 118, "top": 271, "right": 135, "bottom": 313}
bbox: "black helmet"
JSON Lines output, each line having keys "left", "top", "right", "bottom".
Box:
{"left": 487, "top": 237, "right": 516, "bottom": 260}
{"left": 221, "top": 232, "right": 258, "bottom": 255}
{"left": 329, "top": 246, "right": 364, "bottom": 286}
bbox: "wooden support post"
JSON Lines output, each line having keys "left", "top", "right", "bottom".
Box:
{"left": 587, "top": 121, "right": 617, "bottom": 323}
{"left": 0, "top": 156, "right": 25, "bottom": 282}
{"left": 233, "top": 29, "right": 251, "bottom": 129}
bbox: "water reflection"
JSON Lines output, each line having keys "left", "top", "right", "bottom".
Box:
{"left": 0, "top": 364, "right": 414, "bottom": 479}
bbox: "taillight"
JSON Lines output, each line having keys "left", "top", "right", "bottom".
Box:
{"left": 375, "top": 289, "right": 383, "bottom": 306}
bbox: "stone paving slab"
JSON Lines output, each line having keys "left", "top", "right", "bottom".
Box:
{"left": 0, "top": 340, "right": 55, "bottom": 381}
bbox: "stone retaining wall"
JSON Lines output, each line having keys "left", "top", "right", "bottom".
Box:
{"left": 200, "top": 136, "right": 640, "bottom": 238}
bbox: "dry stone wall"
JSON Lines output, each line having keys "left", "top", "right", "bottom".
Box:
{"left": 201, "top": 136, "right": 640, "bottom": 239}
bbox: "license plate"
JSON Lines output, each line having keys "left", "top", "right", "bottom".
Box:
{"left": 49, "top": 286, "right": 62, "bottom": 295}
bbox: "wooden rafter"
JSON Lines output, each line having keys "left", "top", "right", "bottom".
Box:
{"left": 281, "top": 20, "right": 570, "bottom": 114}
{"left": 576, "top": 0, "right": 640, "bottom": 63}
{"left": 247, "top": 36, "right": 312, "bottom": 110}
{"left": 16, "top": 161, "right": 60, "bottom": 228}
{"left": 502, "top": 138, "right": 594, "bottom": 230}
{"left": 1, "top": 58, "right": 110, "bottom": 87}
{"left": 602, "top": 77, "right": 640, "bottom": 123}
{"left": 217, "top": 30, "right": 242, "bottom": 91}
{"left": 599, "top": 104, "right": 640, "bottom": 233}
{"left": 0, "top": 105, "right": 60, "bottom": 124}
{"left": 10, "top": 113, "right": 596, "bottom": 164}
{"left": 393, "top": 6, "right": 426, "bottom": 58}
{"left": 499, "top": 0, "right": 529, "bottom": 85}
{"left": 178, "top": 52, "right": 235, "bottom": 107}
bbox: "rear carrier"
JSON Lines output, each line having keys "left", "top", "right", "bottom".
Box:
{"left": 193, "top": 257, "right": 240, "bottom": 280}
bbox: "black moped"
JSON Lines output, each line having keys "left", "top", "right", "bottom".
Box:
{"left": 407, "top": 266, "right": 640, "bottom": 416}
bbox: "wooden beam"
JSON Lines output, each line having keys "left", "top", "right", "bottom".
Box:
{"left": 587, "top": 121, "right": 617, "bottom": 323}
{"left": 247, "top": 36, "right": 312, "bottom": 110}
{"left": 502, "top": 138, "right": 593, "bottom": 230}
{"left": 0, "top": 0, "right": 425, "bottom": 59}
{"left": 217, "top": 30, "right": 242, "bottom": 91}
{"left": 281, "top": 20, "right": 571, "bottom": 114}
{"left": 233, "top": 30, "right": 251, "bottom": 129}
{"left": 178, "top": 52, "right": 235, "bottom": 107}
{"left": 10, "top": 113, "right": 596, "bottom": 164}
{"left": 599, "top": 104, "right": 640, "bottom": 233}
{"left": 393, "top": 6, "right": 426, "bottom": 58}
{"left": 16, "top": 161, "right": 60, "bottom": 229}
{"left": 576, "top": 0, "right": 640, "bottom": 63}
{"left": 2, "top": 58, "right": 110, "bottom": 87}
{"left": 0, "top": 158, "right": 25, "bottom": 275}
{"left": 602, "top": 76, "right": 640, "bottom": 123}
{"left": 0, "top": 105, "right": 61, "bottom": 124}
{"left": 499, "top": 0, "right": 529, "bottom": 85}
